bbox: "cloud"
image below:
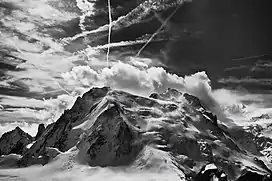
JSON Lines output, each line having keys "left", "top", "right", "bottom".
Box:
{"left": 0, "top": 121, "right": 39, "bottom": 136}
{"left": 183, "top": 71, "right": 216, "bottom": 107}
{"left": 43, "top": 94, "right": 78, "bottom": 122}
{"left": 4, "top": 52, "right": 80, "bottom": 94}
{"left": 0, "top": 108, "right": 47, "bottom": 124}
{"left": 64, "top": 0, "right": 186, "bottom": 42}
{"left": 61, "top": 61, "right": 187, "bottom": 95}
{"left": 60, "top": 58, "right": 272, "bottom": 127}
{"left": 0, "top": 95, "right": 45, "bottom": 108}
{"left": 0, "top": 94, "right": 77, "bottom": 125}
{"left": 61, "top": 65, "right": 100, "bottom": 87}
{"left": 218, "top": 77, "right": 272, "bottom": 85}
{"left": 0, "top": 0, "right": 84, "bottom": 97}
{"left": 61, "top": 61, "right": 218, "bottom": 107}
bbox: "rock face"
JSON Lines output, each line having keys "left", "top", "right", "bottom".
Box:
{"left": 76, "top": 102, "right": 142, "bottom": 166}
{"left": 35, "top": 124, "right": 45, "bottom": 140}
{"left": 0, "top": 127, "right": 33, "bottom": 155}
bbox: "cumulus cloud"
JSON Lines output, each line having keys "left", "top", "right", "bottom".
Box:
{"left": 61, "top": 61, "right": 187, "bottom": 95}
{"left": 62, "top": 58, "right": 272, "bottom": 127}
{"left": 183, "top": 71, "right": 216, "bottom": 107}
{"left": 43, "top": 94, "right": 78, "bottom": 122}
{"left": 61, "top": 61, "right": 218, "bottom": 108}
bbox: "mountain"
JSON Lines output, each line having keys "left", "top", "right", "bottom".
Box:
{"left": 0, "top": 87, "right": 272, "bottom": 180}
{"left": 0, "top": 127, "right": 33, "bottom": 156}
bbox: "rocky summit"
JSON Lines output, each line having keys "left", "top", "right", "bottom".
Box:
{"left": 0, "top": 127, "right": 33, "bottom": 155}
{"left": 35, "top": 124, "right": 46, "bottom": 141}
{"left": 0, "top": 87, "right": 272, "bottom": 180}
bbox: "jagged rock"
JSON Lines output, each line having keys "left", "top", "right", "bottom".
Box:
{"left": 172, "top": 137, "right": 202, "bottom": 161}
{"left": 236, "top": 171, "right": 272, "bottom": 181}
{"left": 229, "top": 126, "right": 272, "bottom": 157}
{"left": 35, "top": 124, "right": 45, "bottom": 140}
{"left": 18, "top": 87, "right": 110, "bottom": 166}
{"left": 41, "top": 147, "right": 62, "bottom": 166}
{"left": 76, "top": 102, "right": 142, "bottom": 167}
{"left": 253, "top": 157, "right": 272, "bottom": 174}
{"left": 183, "top": 93, "right": 203, "bottom": 108}
{"left": 194, "top": 163, "right": 227, "bottom": 181}
{"left": 159, "top": 88, "right": 183, "bottom": 101}
{"left": 0, "top": 127, "right": 33, "bottom": 155}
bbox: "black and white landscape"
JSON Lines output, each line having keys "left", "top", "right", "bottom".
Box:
{"left": 0, "top": 0, "right": 271, "bottom": 181}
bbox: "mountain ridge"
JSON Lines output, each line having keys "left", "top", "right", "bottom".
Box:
{"left": 0, "top": 87, "right": 271, "bottom": 181}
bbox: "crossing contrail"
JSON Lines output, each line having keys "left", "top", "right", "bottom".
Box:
{"left": 136, "top": 5, "right": 181, "bottom": 57}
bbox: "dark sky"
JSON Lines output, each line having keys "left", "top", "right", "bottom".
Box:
{"left": 165, "top": 0, "right": 271, "bottom": 78}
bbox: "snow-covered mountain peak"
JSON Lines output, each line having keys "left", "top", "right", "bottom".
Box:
{"left": 0, "top": 87, "right": 271, "bottom": 181}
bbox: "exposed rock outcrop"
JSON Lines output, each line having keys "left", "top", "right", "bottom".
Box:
{"left": 35, "top": 124, "right": 45, "bottom": 140}
{"left": 77, "top": 102, "right": 142, "bottom": 167}
{"left": 0, "top": 127, "right": 33, "bottom": 155}
{"left": 18, "top": 87, "right": 110, "bottom": 166}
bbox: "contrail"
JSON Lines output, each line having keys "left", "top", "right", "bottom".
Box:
{"left": 41, "top": 89, "right": 64, "bottom": 95}
{"left": 232, "top": 54, "right": 269, "bottom": 61}
{"left": 53, "top": 79, "right": 71, "bottom": 96}
{"left": 0, "top": 31, "right": 72, "bottom": 96}
{"left": 136, "top": 5, "right": 181, "bottom": 57}
{"left": 61, "top": 0, "right": 184, "bottom": 44}
{"left": 106, "top": 0, "right": 113, "bottom": 67}
{"left": 93, "top": 39, "right": 165, "bottom": 50}
{"left": 19, "top": 61, "right": 72, "bottom": 96}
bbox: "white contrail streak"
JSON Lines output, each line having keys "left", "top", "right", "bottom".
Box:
{"left": 93, "top": 39, "right": 165, "bottom": 50}
{"left": 232, "top": 54, "right": 269, "bottom": 61}
{"left": 53, "top": 79, "right": 71, "bottom": 95}
{"left": 136, "top": 5, "right": 181, "bottom": 57}
{"left": 61, "top": 0, "right": 185, "bottom": 44}
{"left": 106, "top": 0, "right": 113, "bottom": 67}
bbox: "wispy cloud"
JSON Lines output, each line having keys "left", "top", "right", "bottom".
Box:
{"left": 62, "top": 0, "right": 186, "bottom": 43}
{"left": 218, "top": 77, "right": 272, "bottom": 85}
{"left": 0, "top": 95, "right": 45, "bottom": 108}
{"left": 0, "top": 93, "right": 77, "bottom": 128}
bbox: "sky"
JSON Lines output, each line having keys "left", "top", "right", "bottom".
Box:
{"left": 0, "top": 0, "right": 271, "bottom": 136}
